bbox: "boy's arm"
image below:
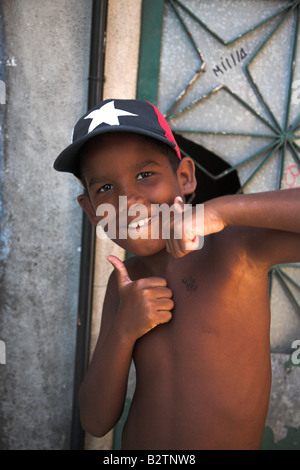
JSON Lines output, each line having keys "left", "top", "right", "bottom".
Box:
{"left": 206, "top": 188, "right": 300, "bottom": 235}
{"left": 168, "top": 188, "right": 300, "bottom": 265}
{"left": 78, "top": 272, "right": 134, "bottom": 437}
{"left": 79, "top": 257, "right": 174, "bottom": 437}
{"left": 206, "top": 188, "right": 300, "bottom": 266}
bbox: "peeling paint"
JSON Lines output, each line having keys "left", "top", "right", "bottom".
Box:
{"left": 284, "top": 350, "right": 300, "bottom": 374}
{"left": 262, "top": 426, "right": 300, "bottom": 450}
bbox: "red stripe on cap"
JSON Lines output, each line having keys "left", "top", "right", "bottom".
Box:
{"left": 148, "top": 102, "right": 181, "bottom": 160}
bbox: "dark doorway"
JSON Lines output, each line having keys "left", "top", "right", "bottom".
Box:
{"left": 174, "top": 133, "right": 241, "bottom": 204}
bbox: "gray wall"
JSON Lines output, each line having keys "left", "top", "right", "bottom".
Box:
{"left": 0, "top": 0, "right": 92, "bottom": 449}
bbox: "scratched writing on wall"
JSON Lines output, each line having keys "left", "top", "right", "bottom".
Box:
{"left": 284, "top": 164, "right": 300, "bottom": 189}
{"left": 212, "top": 48, "right": 248, "bottom": 77}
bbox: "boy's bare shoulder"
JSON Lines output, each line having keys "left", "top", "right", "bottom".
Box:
{"left": 187, "top": 224, "right": 268, "bottom": 272}
{"left": 204, "top": 224, "right": 259, "bottom": 256}
{"left": 208, "top": 222, "right": 300, "bottom": 267}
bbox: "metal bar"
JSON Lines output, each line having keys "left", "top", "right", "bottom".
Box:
{"left": 245, "top": 67, "right": 282, "bottom": 133}
{"left": 170, "top": 0, "right": 226, "bottom": 44}
{"left": 278, "top": 139, "right": 287, "bottom": 189}
{"left": 277, "top": 267, "right": 300, "bottom": 291}
{"left": 164, "top": 69, "right": 204, "bottom": 118}
{"left": 222, "top": 87, "right": 280, "bottom": 134}
{"left": 215, "top": 140, "right": 280, "bottom": 180}
{"left": 288, "top": 140, "right": 300, "bottom": 165}
{"left": 283, "top": 5, "right": 299, "bottom": 132}
{"left": 225, "top": 3, "right": 295, "bottom": 45}
{"left": 136, "top": 0, "right": 165, "bottom": 104}
{"left": 169, "top": 0, "right": 205, "bottom": 61}
{"left": 166, "top": 84, "right": 223, "bottom": 121}
{"left": 245, "top": 2, "right": 299, "bottom": 132}
{"left": 290, "top": 114, "right": 300, "bottom": 132}
{"left": 70, "top": 0, "right": 108, "bottom": 450}
{"left": 172, "top": 0, "right": 294, "bottom": 45}
{"left": 268, "top": 268, "right": 275, "bottom": 298}
{"left": 275, "top": 263, "right": 300, "bottom": 268}
{"left": 171, "top": 130, "right": 276, "bottom": 138}
{"left": 180, "top": 138, "right": 280, "bottom": 182}
{"left": 164, "top": 0, "right": 205, "bottom": 116}
{"left": 167, "top": 84, "right": 280, "bottom": 134}
{"left": 237, "top": 140, "right": 282, "bottom": 192}
{"left": 275, "top": 267, "right": 300, "bottom": 315}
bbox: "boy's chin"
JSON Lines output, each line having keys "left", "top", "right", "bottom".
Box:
{"left": 112, "top": 237, "right": 167, "bottom": 257}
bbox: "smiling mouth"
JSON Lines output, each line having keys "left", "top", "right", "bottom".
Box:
{"left": 127, "top": 216, "right": 151, "bottom": 230}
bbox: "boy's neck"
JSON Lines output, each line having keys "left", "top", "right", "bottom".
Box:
{"left": 140, "top": 248, "right": 178, "bottom": 277}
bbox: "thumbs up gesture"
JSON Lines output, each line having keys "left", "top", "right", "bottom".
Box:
{"left": 107, "top": 255, "right": 174, "bottom": 341}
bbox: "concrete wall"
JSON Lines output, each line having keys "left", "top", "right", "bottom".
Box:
{"left": 0, "top": 0, "right": 92, "bottom": 449}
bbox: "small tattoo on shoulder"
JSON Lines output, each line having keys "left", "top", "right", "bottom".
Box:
{"left": 182, "top": 276, "right": 198, "bottom": 292}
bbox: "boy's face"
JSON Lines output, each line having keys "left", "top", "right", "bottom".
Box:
{"left": 77, "top": 133, "right": 196, "bottom": 256}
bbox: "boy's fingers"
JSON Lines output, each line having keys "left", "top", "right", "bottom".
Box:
{"left": 107, "top": 255, "right": 132, "bottom": 289}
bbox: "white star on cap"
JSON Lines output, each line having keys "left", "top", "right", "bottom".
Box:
{"left": 84, "top": 100, "right": 138, "bottom": 133}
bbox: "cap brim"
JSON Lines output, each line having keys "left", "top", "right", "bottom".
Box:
{"left": 53, "top": 125, "right": 176, "bottom": 177}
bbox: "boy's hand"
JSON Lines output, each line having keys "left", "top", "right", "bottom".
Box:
{"left": 107, "top": 255, "right": 174, "bottom": 341}
{"left": 165, "top": 196, "right": 226, "bottom": 258}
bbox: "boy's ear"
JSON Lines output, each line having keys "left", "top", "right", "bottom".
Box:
{"left": 177, "top": 157, "right": 197, "bottom": 196}
{"left": 77, "top": 193, "right": 99, "bottom": 226}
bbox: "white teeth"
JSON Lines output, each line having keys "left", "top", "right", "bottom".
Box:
{"left": 130, "top": 221, "right": 138, "bottom": 228}
{"left": 128, "top": 217, "right": 150, "bottom": 229}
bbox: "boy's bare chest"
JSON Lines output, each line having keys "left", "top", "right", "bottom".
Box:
{"left": 129, "top": 238, "right": 272, "bottom": 449}
{"left": 134, "top": 243, "right": 270, "bottom": 363}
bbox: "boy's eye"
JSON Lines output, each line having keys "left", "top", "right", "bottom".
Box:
{"left": 98, "top": 183, "right": 113, "bottom": 193}
{"left": 137, "top": 171, "right": 153, "bottom": 180}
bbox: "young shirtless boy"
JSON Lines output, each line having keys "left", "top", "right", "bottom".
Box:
{"left": 54, "top": 99, "right": 300, "bottom": 450}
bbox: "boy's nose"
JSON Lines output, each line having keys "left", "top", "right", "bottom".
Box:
{"left": 126, "top": 192, "right": 145, "bottom": 207}
{"left": 117, "top": 185, "right": 146, "bottom": 216}
{"left": 119, "top": 182, "right": 145, "bottom": 207}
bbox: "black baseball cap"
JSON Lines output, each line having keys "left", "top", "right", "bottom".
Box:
{"left": 53, "top": 99, "right": 181, "bottom": 178}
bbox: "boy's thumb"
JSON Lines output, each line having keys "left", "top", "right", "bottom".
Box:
{"left": 174, "top": 196, "right": 184, "bottom": 213}
{"left": 107, "top": 255, "right": 132, "bottom": 289}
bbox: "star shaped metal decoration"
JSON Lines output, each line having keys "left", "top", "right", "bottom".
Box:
{"left": 156, "top": 0, "right": 300, "bottom": 329}
{"left": 159, "top": 0, "right": 300, "bottom": 193}
{"left": 84, "top": 100, "right": 138, "bottom": 133}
